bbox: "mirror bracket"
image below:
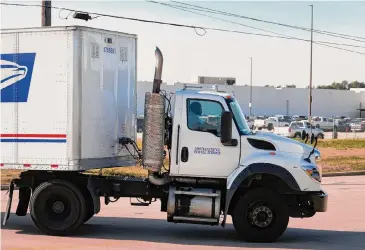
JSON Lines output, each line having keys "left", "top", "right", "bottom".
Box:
{"left": 222, "top": 139, "right": 238, "bottom": 147}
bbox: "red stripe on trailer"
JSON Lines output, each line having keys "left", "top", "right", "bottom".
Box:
{"left": 51, "top": 165, "right": 58, "bottom": 168}
{"left": 0, "top": 164, "right": 4, "bottom": 167}
{"left": 24, "top": 164, "right": 31, "bottom": 168}
{"left": 0, "top": 134, "right": 66, "bottom": 138}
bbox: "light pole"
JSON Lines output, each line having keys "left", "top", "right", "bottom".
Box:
{"left": 309, "top": 5, "right": 314, "bottom": 133}
{"left": 41, "top": 1, "right": 52, "bottom": 26}
{"left": 249, "top": 57, "right": 253, "bottom": 117}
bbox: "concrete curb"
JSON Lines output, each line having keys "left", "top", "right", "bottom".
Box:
{"left": 1, "top": 171, "right": 365, "bottom": 191}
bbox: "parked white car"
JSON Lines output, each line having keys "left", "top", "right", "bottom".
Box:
{"left": 265, "top": 116, "right": 290, "bottom": 129}
{"left": 254, "top": 116, "right": 290, "bottom": 130}
{"left": 288, "top": 121, "right": 325, "bottom": 139}
{"left": 350, "top": 118, "right": 365, "bottom": 132}
{"left": 275, "top": 115, "right": 292, "bottom": 123}
{"left": 311, "top": 116, "right": 332, "bottom": 130}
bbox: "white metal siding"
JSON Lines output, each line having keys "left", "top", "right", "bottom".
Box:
{"left": 80, "top": 30, "right": 136, "bottom": 160}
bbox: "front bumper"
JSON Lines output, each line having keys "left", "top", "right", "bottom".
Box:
{"left": 311, "top": 190, "right": 328, "bottom": 212}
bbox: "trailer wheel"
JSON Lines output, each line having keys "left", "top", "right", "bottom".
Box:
{"left": 232, "top": 188, "right": 289, "bottom": 242}
{"left": 29, "top": 180, "right": 87, "bottom": 236}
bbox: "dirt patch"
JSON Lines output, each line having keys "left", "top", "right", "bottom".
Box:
{"left": 319, "top": 148, "right": 365, "bottom": 159}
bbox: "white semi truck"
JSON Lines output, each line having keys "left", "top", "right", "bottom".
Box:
{"left": 1, "top": 26, "right": 327, "bottom": 243}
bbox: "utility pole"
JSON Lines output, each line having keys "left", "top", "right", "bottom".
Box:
{"left": 42, "top": 1, "right": 52, "bottom": 26}
{"left": 309, "top": 5, "right": 314, "bottom": 131}
{"left": 249, "top": 57, "right": 253, "bottom": 117}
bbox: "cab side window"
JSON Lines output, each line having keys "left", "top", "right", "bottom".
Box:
{"left": 187, "top": 99, "right": 223, "bottom": 136}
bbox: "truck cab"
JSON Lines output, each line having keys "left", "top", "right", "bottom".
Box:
{"left": 169, "top": 88, "right": 245, "bottom": 178}
{"left": 163, "top": 86, "right": 327, "bottom": 241}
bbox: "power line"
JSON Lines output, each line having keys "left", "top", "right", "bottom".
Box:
{"left": 147, "top": 0, "right": 365, "bottom": 49}
{"left": 1, "top": 2, "right": 365, "bottom": 56}
{"left": 171, "top": 0, "right": 365, "bottom": 42}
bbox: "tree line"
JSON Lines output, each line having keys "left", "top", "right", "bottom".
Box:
{"left": 263, "top": 81, "right": 364, "bottom": 90}
{"left": 316, "top": 80, "right": 365, "bottom": 90}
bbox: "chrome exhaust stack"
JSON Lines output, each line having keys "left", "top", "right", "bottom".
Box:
{"left": 152, "top": 47, "right": 163, "bottom": 94}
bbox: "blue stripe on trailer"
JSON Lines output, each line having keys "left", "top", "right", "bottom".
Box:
{"left": 1, "top": 139, "right": 67, "bottom": 143}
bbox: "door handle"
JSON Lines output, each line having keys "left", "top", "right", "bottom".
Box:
{"left": 181, "top": 147, "right": 189, "bottom": 162}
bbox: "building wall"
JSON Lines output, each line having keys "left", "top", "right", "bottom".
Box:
{"left": 137, "top": 82, "right": 365, "bottom": 118}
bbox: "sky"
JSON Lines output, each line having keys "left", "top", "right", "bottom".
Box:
{"left": 1, "top": 0, "right": 365, "bottom": 87}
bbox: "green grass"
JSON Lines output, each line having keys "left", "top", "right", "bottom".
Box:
{"left": 318, "top": 156, "right": 365, "bottom": 173}
{"left": 294, "top": 138, "right": 365, "bottom": 150}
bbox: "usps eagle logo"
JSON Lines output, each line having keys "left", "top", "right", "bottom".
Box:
{"left": 1, "top": 53, "right": 36, "bottom": 102}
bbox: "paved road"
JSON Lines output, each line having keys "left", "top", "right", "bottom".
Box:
{"left": 1, "top": 176, "right": 365, "bottom": 250}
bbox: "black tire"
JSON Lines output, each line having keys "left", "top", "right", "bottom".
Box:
{"left": 317, "top": 133, "right": 324, "bottom": 139}
{"left": 294, "top": 132, "right": 301, "bottom": 138}
{"left": 30, "top": 180, "right": 87, "bottom": 236}
{"left": 232, "top": 188, "right": 289, "bottom": 242}
{"left": 267, "top": 123, "right": 274, "bottom": 131}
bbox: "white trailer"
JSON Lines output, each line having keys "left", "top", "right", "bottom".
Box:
{"left": 1, "top": 26, "right": 137, "bottom": 171}
{"left": 2, "top": 26, "right": 327, "bottom": 243}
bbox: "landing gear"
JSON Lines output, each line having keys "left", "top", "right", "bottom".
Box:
{"left": 232, "top": 188, "right": 289, "bottom": 242}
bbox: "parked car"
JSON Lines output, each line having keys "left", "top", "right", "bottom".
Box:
{"left": 333, "top": 119, "right": 350, "bottom": 132}
{"left": 275, "top": 115, "right": 292, "bottom": 123}
{"left": 311, "top": 116, "right": 332, "bottom": 131}
{"left": 288, "top": 121, "right": 325, "bottom": 139}
{"left": 136, "top": 115, "right": 144, "bottom": 133}
{"left": 265, "top": 116, "right": 290, "bottom": 130}
{"left": 350, "top": 118, "right": 365, "bottom": 132}
{"left": 292, "top": 115, "right": 308, "bottom": 121}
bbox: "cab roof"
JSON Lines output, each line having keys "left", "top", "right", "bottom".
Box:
{"left": 175, "top": 88, "right": 233, "bottom": 99}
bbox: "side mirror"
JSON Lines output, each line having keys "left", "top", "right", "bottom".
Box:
{"left": 221, "top": 111, "right": 238, "bottom": 146}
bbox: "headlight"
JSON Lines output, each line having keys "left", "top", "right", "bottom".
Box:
{"left": 301, "top": 161, "right": 321, "bottom": 183}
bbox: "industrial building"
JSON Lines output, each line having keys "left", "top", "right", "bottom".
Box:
{"left": 137, "top": 82, "right": 365, "bottom": 118}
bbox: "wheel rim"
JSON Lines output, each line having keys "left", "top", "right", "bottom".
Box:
{"left": 46, "top": 195, "right": 71, "bottom": 221}
{"left": 248, "top": 201, "right": 275, "bottom": 228}
{"left": 34, "top": 186, "right": 80, "bottom": 231}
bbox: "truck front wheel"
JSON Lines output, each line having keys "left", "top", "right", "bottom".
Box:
{"left": 29, "top": 180, "right": 87, "bottom": 236}
{"left": 232, "top": 188, "right": 289, "bottom": 242}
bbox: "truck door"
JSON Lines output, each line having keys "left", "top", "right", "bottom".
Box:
{"left": 176, "top": 94, "right": 240, "bottom": 178}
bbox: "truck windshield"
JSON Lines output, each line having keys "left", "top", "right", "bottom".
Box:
{"left": 226, "top": 98, "right": 251, "bottom": 135}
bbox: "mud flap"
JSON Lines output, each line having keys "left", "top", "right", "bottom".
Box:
{"left": 2, "top": 180, "right": 15, "bottom": 226}
{"left": 87, "top": 176, "right": 100, "bottom": 215}
{"left": 16, "top": 187, "right": 31, "bottom": 216}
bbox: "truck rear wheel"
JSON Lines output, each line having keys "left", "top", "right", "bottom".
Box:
{"left": 29, "top": 180, "right": 87, "bottom": 236}
{"left": 232, "top": 188, "right": 289, "bottom": 242}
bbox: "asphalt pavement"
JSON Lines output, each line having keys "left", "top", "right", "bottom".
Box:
{"left": 1, "top": 176, "right": 365, "bottom": 250}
